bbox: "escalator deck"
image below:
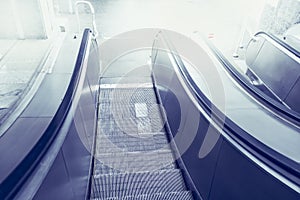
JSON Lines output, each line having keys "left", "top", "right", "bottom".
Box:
{"left": 91, "top": 78, "right": 193, "bottom": 200}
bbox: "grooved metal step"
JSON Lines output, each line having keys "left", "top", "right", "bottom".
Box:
{"left": 91, "top": 81, "right": 193, "bottom": 200}
{"left": 96, "top": 131, "right": 169, "bottom": 152}
{"left": 98, "top": 117, "right": 165, "bottom": 136}
{"left": 91, "top": 169, "right": 186, "bottom": 199}
{"left": 99, "top": 88, "right": 157, "bottom": 104}
{"left": 94, "top": 149, "right": 176, "bottom": 173}
{"left": 92, "top": 190, "right": 194, "bottom": 200}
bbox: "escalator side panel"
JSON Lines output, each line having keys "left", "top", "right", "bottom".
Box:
{"left": 210, "top": 140, "right": 300, "bottom": 200}
{"left": 33, "top": 37, "right": 99, "bottom": 199}
{"left": 245, "top": 34, "right": 300, "bottom": 111}
{"left": 152, "top": 37, "right": 300, "bottom": 199}
{"left": 153, "top": 63, "right": 222, "bottom": 200}
{"left": 152, "top": 47, "right": 220, "bottom": 199}
{"left": 285, "top": 77, "right": 300, "bottom": 113}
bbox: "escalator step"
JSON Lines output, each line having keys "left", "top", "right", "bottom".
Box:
{"left": 96, "top": 131, "right": 169, "bottom": 152}
{"left": 94, "top": 163, "right": 176, "bottom": 175}
{"left": 98, "top": 118, "right": 165, "bottom": 137}
{"left": 92, "top": 190, "right": 194, "bottom": 200}
{"left": 91, "top": 169, "right": 186, "bottom": 199}
{"left": 92, "top": 83, "right": 193, "bottom": 199}
{"left": 99, "top": 88, "right": 157, "bottom": 104}
{"left": 94, "top": 149, "right": 176, "bottom": 173}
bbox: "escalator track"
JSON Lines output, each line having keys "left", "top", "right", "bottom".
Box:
{"left": 90, "top": 77, "right": 193, "bottom": 199}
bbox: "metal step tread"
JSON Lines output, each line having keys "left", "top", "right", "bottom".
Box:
{"left": 98, "top": 88, "right": 157, "bottom": 104}
{"left": 95, "top": 146, "right": 173, "bottom": 156}
{"left": 91, "top": 190, "right": 194, "bottom": 200}
{"left": 96, "top": 131, "right": 167, "bottom": 142}
{"left": 91, "top": 169, "right": 187, "bottom": 199}
{"left": 92, "top": 83, "right": 192, "bottom": 199}
{"left": 94, "top": 149, "right": 176, "bottom": 173}
{"left": 98, "top": 118, "right": 165, "bottom": 136}
{"left": 94, "top": 159, "right": 176, "bottom": 175}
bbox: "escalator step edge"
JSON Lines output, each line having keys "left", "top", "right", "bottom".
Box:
{"left": 91, "top": 169, "right": 187, "bottom": 199}
{"left": 91, "top": 190, "right": 194, "bottom": 200}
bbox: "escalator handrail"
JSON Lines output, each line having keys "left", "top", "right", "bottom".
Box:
{"left": 152, "top": 31, "right": 300, "bottom": 188}
{"left": 0, "top": 29, "right": 93, "bottom": 199}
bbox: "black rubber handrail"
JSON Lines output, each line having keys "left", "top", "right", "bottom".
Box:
{"left": 0, "top": 29, "right": 93, "bottom": 199}
{"left": 154, "top": 31, "right": 300, "bottom": 187}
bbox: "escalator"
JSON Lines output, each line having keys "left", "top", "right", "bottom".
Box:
{"left": 245, "top": 31, "right": 300, "bottom": 113}
{"left": 89, "top": 29, "right": 300, "bottom": 200}
{"left": 0, "top": 28, "right": 299, "bottom": 200}
{"left": 209, "top": 31, "right": 300, "bottom": 125}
